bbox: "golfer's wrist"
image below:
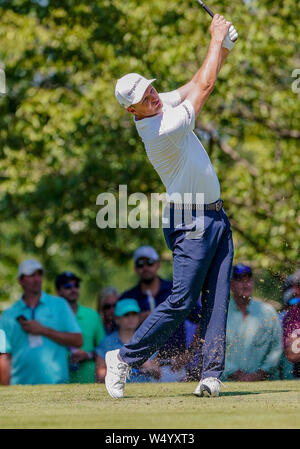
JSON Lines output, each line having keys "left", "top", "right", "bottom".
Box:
{"left": 210, "top": 36, "right": 223, "bottom": 47}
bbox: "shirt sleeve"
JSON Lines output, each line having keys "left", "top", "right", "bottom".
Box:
{"left": 0, "top": 314, "right": 12, "bottom": 353}
{"left": 260, "top": 312, "right": 283, "bottom": 373}
{"left": 94, "top": 313, "right": 106, "bottom": 347}
{"left": 161, "top": 99, "right": 195, "bottom": 139}
{"left": 95, "top": 340, "right": 107, "bottom": 359}
{"left": 159, "top": 90, "right": 182, "bottom": 107}
{"left": 58, "top": 299, "right": 82, "bottom": 334}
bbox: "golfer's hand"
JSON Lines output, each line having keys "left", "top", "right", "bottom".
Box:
{"left": 20, "top": 319, "right": 45, "bottom": 335}
{"left": 210, "top": 14, "right": 231, "bottom": 44}
{"left": 222, "top": 25, "right": 239, "bottom": 50}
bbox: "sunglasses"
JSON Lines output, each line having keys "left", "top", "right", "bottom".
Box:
{"left": 62, "top": 282, "right": 80, "bottom": 289}
{"left": 288, "top": 297, "right": 300, "bottom": 306}
{"left": 135, "top": 258, "right": 156, "bottom": 268}
{"left": 103, "top": 303, "right": 116, "bottom": 311}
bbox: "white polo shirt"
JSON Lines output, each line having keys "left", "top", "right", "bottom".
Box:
{"left": 134, "top": 90, "right": 220, "bottom": 204}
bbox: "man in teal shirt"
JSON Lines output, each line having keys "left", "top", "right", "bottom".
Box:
{"left": 0, "top": 259, "right": 82, "bottom": 385}
{"left": 222, "top": 264, "right": 282, "bottom": 381}
{"left": 56, "top": 271, "right": 105, "bottom": 383}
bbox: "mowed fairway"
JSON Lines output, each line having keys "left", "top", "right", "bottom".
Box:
{"left": 0, "top": 381, "right": 299, "bottom": 429}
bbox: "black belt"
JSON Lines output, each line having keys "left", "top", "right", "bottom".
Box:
{"left": 167, "top": 199, "right": 224, "bottom": 211}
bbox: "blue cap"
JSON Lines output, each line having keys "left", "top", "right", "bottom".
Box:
{"left": 115, "top": 299, "right": 141, "bottom": 317}
{"left": 231, "top": 264, "right": 252, "bottom": 280}
{"left": 55, "top": 271, "right": 81, "bottom": 289}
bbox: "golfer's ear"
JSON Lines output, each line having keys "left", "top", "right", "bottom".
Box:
{"left": 127, "top": 106, "right": 135, "bottom": 114}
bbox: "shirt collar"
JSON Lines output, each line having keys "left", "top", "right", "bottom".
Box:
{"left": 75, "top": 303, "right": 83, "bottom": 317}
{"left": 137, "top": 277, "right": 166, "bottom": 296}
{"left": 230, "top": 296, "right": 253, "bottom": 313}
{"left": 19, "top": 291, "right": 47, "bottom": 310}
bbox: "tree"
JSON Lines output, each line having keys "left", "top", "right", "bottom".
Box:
{"left": 0, "top": 0, "right": 299, "bottom": 303}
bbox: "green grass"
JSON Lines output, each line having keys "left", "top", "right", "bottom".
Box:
{"left": 0, "top": 381, "right": 299, "bottom": 429}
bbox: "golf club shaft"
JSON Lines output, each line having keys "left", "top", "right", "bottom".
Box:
{"left": 197, "top": 0, "right": 214, "bottom": 18}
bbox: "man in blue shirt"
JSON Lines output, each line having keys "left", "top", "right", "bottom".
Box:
{"left": 222, "top": 264, "right": 282, "bottom": 381}
{"left": 0, "top": 259, "right": 82, "bottom": 385}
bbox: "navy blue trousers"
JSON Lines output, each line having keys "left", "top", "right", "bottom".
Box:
{"left": 120, "top": 205, "right": 234, "bottom": 379}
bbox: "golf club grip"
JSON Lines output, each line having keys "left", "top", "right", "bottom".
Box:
{"left": 197, "top": 0, "right": 214, "bottom": 18}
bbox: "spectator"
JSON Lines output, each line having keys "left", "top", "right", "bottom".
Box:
{"left": 97, "top": 287, "right": 119, "bottom": 335}
{"left": 56, "top": 271, "right": 105, "bottom": 383}
{"left": 277, "top": 272, "right": 300, "bottom": 379}
{"left": 119, "top": 245, "right": 201, "bottom": 380}
{"left": 95, "top": 299, "right": 160, "bottom": 382}
{"left": 0, "top": 259, "right": 82, "bottom": 385}
{"left": 222, "top": 263, "right": 282, "bottom": 381}
{"left": 120, "top": 246, "right": 170, "bottom": 322}
{"left": 282, "top": 269, "right": 300, "bottom": 378}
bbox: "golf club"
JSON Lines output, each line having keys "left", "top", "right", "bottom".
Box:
{"left": 197, "top": 0, "right": 238, "bottom": 43}
{"left": 197, "top": 0, "right": 215, "bottom": 18}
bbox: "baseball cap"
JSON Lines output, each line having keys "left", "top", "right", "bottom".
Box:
{"left": 115, "top": 73, "right": 156, "bottom": 108}
{"left": 115, "top": 299, "right": 141, "bottom": 317}
{"left": 55, "top": 271, "right": 81, "bottom": 289}
{"left": 133, "top": 245, "right": 159, "bottom": 264}
{"left": 231, "top": 263, "right": 252, "bottom": 280}
{"left": 18, "top": 259, "right": 43, "bottom": 277}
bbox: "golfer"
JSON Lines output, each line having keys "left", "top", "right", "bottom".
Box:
{"left": 105, "top": 14, "right": 238, "bottom": 398}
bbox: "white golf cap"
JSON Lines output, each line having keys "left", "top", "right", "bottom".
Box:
{"left": 133, "top": 246, "right": 159, "bottom": 263}
{"left": 115, "top": 73, "right": 156, "bottom": 107}
{"left": 18, "top": 259, "right": 43, "bottom": 277}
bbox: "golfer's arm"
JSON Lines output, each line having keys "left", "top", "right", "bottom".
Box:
{"left": 177, "top": 46, "right": 229, "bottom": 103}
{"left": 218, "top": 46, "right": 230, "bottom": 70}
{"left": 0, "top": 354, "right": 11, "bottom": 385}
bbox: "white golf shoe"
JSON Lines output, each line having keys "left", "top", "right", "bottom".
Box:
{"left": 105, "top": 349, "right": 131, "bottom": 399}
{"left": 193, "top": 377, "right": 223, "bottom": 397}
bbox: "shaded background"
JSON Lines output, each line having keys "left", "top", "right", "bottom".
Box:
{"left": 0, "top": 0, "right": 299, "bottom": 309}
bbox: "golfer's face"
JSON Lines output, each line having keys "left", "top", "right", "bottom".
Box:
{"left": 133, "top": 85, "right": 163, "bottom": 118}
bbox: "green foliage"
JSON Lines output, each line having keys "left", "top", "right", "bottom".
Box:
{"left": 0, "top": 0, "right": 299, "bottom": 303}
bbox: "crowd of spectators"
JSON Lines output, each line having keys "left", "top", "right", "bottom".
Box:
{"left": 0, "top": 248, "right": 299, "bottom": 386}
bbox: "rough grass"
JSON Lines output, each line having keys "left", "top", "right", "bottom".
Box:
{"left": 0, "top": 380, "right": 299, "bottom": 429}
